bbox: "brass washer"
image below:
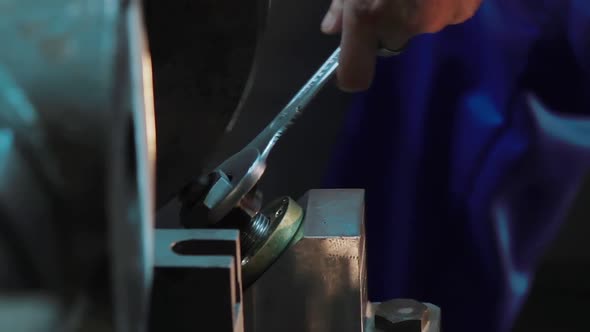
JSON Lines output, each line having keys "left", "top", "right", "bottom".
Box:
{"left": 241, "top": 196, "right": 304, "bottom": 286}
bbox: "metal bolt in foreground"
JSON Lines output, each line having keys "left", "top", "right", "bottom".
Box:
{"left": 374, "top": 299, "right": 429, "bottom": 332}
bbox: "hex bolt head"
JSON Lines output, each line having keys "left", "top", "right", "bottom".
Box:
{"left": 375, "top": 299, "right": 429, "bottom": 331}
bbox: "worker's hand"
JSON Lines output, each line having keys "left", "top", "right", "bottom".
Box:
{"left": 321, "top": 0, "right": 482, "bottom": 92}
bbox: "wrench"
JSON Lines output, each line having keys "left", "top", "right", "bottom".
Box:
{"left": 203, "top": 46, "right": 400, "bottom": 223}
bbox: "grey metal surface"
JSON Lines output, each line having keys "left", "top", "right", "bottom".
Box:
{"left": 0, "top": 1, "right": 156, "bottom": 331}
{"left": 0, "top": 0, "right": 121, "bottom": 302}
{"left": 0, "top": 295, "right": 61, "bottom": 332}
{"left": 150, "top": 229, "right": 244, "bottom": 332}
{"left": 245, "top": 189, "right": 367, "bottom": 332}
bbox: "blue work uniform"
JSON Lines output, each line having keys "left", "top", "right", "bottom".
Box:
{"left": 323, "top": 1, "right": 590, "bottom": 331}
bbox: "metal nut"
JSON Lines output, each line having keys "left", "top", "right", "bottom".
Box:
{"left": 374, "top": 299, "right": 429, "bottom": 331}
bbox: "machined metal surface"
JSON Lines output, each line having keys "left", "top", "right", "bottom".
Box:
{"left": 150, "top": 229, "right": 244, "bottom": 332}
{"left": 245, "top": 189, "right": 367, "bottom": 332}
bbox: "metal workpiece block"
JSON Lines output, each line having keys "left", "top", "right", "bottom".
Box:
{"left": 154, "top": 228, "right": 243, "bottom": 287}
{"left": 150, "top": 229, "right": 244, "bottom": 332}
{"left": 245, "top": 189, "right": 367, "bottom": 332}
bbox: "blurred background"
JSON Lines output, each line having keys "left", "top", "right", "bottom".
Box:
{"left": 215, "top": 1, "right": 590, "bottom": 331}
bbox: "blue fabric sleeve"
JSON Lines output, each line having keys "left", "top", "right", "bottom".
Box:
{"left": 323, "top": 1, "right": 590, "bottom": 331}
{"left": 568, "top": 0, "right": 590, "bottom": 74}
